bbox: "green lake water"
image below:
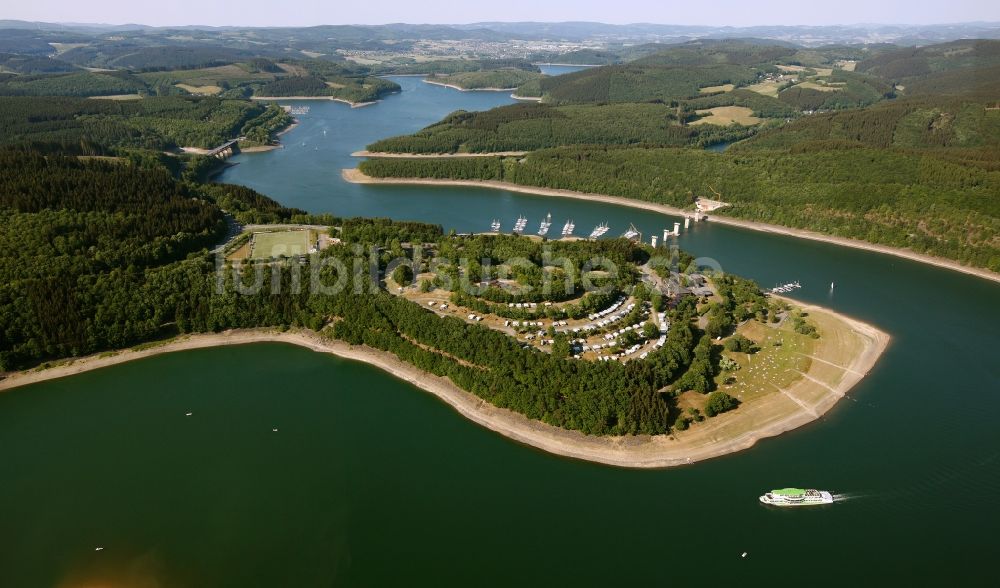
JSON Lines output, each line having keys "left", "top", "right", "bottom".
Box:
{"left": 1, "top": 72, "right": 998, "bottom": 586}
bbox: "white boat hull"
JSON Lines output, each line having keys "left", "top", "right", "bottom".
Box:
{"left": 759, "top": 490, "right": 833, "bottom": 506}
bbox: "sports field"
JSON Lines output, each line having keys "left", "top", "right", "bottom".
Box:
{"left": 249, "top": 230, "right": 312, "bottom": 259}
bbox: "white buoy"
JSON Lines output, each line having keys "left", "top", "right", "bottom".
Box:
{"left": 741, "top": 552, "right": 747, "bottom": 558}
{"left": 272, "top": 428, "right": 278, "bottom": 432}
{"left": 185, "top": 412, "right": 192, "bottom": 417}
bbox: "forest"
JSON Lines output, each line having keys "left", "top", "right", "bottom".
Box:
{"left": 0, "top": 95, "right": 291, "bottom": 151}
{"left": 427, "top": 69, "right": 543, "bottom": 90}
{"left": 367, "top": 102, "right": 762, "bottom": 153}
{"left": 776, "top": 70, "right": 893, "bottom": 111}
{"left": 359, "top": 142, "right": 1000, "bottom": 271}
{"left": 0, "top": 52, "right": 78, "bottom": 74}
{"left": 358, "top": 38, "right": 1000, "bottom": 272}
{"left": 0, "top": 70, "right": 151, "bottom": 97}
{"left": 377, "top": 58, "right": 538, "bottom": 76}
{"left": 740, "top": 95, "right": 1000, "bottom": 151}
{"left": 0, "top": 148, "right": 777, "bottom": 436}
{"left": 518, "top": 63, "right": 763, "bottom": 104}
{"left": 255, "top": 72, "right": 399, "bottom": 103}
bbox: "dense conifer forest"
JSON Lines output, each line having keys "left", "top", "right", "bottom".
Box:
{"left": 427, "top": 69, "right": 543, "bottom": 90}
{"left": 0, "top": 149, "right": 768, "bottom": 436}
{"left": 0, "top": 96, "right": 291, "bottom": 150}
{"left": 359, "top": 39, "right": 1000, "bottom": 271}
{"left": 360, "top": 142, "right": 1000, "bottom": 270}
{"left": 1, "top": 29, "right": 997, "bottom": 439}
{"left": 368, "top": 102, "right": 759, "bottom": 152}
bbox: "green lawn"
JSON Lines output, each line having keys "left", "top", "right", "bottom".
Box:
{"left": 250, "top": 230, "right": 312, "bottom": 259}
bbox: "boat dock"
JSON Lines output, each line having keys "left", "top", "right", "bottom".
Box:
{"left": 588, "top": 222, "right": 610, "bottom": 239}
{"left": 537, "top": 213, "right": 552, "bottom": 236}
{"left": 771, "top": 281, "right": 802, "bottom": 294}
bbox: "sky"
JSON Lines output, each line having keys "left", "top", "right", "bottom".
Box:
{"left": 4, "top": 0, "right": 999, "bottom": 28}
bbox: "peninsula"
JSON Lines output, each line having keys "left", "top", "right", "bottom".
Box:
{"left": 0, "top": 300, "right": 888, "bottom": 468}
{"left": 0, "top": 154, "right": 890, "bottom": 467}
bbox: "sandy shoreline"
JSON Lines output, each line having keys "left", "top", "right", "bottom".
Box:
{"left": 341, "top": 169, "right": 1000, "bottom": 284}
{"left": 251, "top": 96, "right": 378, "bottom": 108}
{"left": 352, "top": 150, "right": 528, "bottom": 158}
{"left": 423, "top": 79, "right": 518, "bottom": 92}
{"left": 0, "top": 299, "right": 889, "bottom": 468}
{"left": 276, "top": 120, "right": 300, "bottom": 137}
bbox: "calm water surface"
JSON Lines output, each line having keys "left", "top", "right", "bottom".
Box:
{"left": 2, "top": 75, "right": 999, "bottom": 587}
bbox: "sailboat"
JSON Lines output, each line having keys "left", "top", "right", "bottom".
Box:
{"left": 537, "top": 213, "right": 552, "bottom": 236}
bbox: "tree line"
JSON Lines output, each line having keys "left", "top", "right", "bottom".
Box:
{"left": 1, "top": 152, "right": 768, "bottom": 435}
{"left": 359, "top": 144, "right": 1000, "bottom": 271}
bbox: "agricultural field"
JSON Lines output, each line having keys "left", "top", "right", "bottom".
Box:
{"left": 87, "top": 94, "right": 144, "bottom": 101}
{"left": 699, "top": 84, "right": 735, "bottom": 93}
{"left": 778, "top": 64, "right": 834, "bottom": 76}
{"left": 795, "top": 80, "right": 844, "bottom": 92}
{"left": 691, "top": 106, "right": 762, "bottom": 126}
{"left": 743, "top": 80, "right": 783, "bottom": 97}
{"left": 175, "top": 83, "right": 223, "bottom": 95}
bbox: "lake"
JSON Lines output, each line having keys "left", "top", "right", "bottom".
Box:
{"left": 1, "top": 74, "right": 998, "bottom": 586}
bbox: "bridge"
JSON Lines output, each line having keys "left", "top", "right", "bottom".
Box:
{"left": 207, "top": 138, "right": 243, "bottom": 159}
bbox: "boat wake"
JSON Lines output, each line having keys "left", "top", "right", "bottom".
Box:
{"left": 831, "top": 492, "right": 866, "bottom": 503}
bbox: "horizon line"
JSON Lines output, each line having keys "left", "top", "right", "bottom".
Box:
{"left": 5, "top": 18, "right": 1000, "bottom": 30}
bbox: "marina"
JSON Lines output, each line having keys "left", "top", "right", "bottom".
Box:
{"left": 195, "top": 73, "right": 1000, "bottom": 586}
{"left": 3, "top": 10, "right": 998, "bottom": 587}
{"left": 771, "top": 281, "right": 802, "bottom": 294}
{"left": 537, "top": 213, "right": 552, "bottom": 236}
{"left": 588, "top": 222, "right": 610, "bottom": 239}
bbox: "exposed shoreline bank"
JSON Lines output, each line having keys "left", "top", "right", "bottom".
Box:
{"left": 251, "top": 96, "right": 378, "bottom": 108}
{"left": 533, "top": 62, "right": 602, "bottom": 67}
{"left": 0, "top": 296, "right": 889, "bottom": 468}
{"left": 351, "top": 150, "right": 528, "bottom": 158}
{"left": 422, "top": 79, "right": 518, "bottom": 92}
{"left": 179, "top": 119, "right": 301, "bottom": 156}
{"left": 341, "top": 169, "right": 1000, "bottom": 284}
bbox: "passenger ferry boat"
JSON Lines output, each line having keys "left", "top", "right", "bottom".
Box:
{"left": 759, "top": 488, "right": 833, "bottom": 507}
